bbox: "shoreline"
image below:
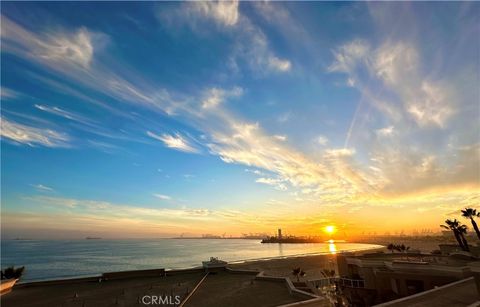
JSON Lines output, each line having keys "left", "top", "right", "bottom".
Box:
{"left": 226, "top": 243, "right": 385, "bottom": 264}
{"left": 15, "top": 243, "right": 385, "bottom": 284}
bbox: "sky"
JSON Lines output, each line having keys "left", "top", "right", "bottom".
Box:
{"left": 1, "top": 1, "right": 479, "bottom": 239}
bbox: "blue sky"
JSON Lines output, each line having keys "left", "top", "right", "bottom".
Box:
{"left": 1, "top": 2, "right": 479, "bottom": 238}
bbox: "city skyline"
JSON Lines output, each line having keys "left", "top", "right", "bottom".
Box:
{"left": 1, "top": 1, "right": 479, "bottom": 239}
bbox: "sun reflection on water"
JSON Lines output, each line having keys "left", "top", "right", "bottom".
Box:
{"left": 328, "top": 241, "right": 337, "bottom": 254}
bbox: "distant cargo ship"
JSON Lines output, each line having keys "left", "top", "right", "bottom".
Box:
{"left": 85, "top": 237, "right": 102, "bottom": 240}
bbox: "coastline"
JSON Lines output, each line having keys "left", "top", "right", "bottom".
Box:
{"left": 226, "top": 243, "right": 384, "bottom": 264}
{"left": 229, "top": 245, "right": 385, "bottom": 280}
{"left": 14, "top": 243, "right": 385, "bottom": 284}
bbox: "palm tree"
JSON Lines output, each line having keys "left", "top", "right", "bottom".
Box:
{"left": 440, "top": 219, "right": 468, "bottom": 251}
{"left": 387, "top": 243, "right": 395, "bottom": 253}
{"left": 399, "top": 244, "right": 410, "bottom": 253}
{"left": 292, "top": 267, "right": 306, "bottom": 282}
{"left": 461, "top": 208, "right": 480, "bottom": 240}
{"left": 457, "top": 224, "right": 470, "bottom": 252}
{"left": 398, "top": 244, "right": 411, "bottom": 260}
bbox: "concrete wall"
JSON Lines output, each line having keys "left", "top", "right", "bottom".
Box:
{"left": 103, "top": 268, "right": 166, "bottom": 280}
{"left": 16, "top": 276, "right": 101, "bottom": 288}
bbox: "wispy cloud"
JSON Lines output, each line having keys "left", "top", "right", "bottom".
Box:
{"left": 42, "top": 28, "right": 95, "bottom": 68}
{"left": 147, "top": 131, "right": 200, "bottom": 153}
{"left": 1, "top": 16, "right": 181, "bottom": 117}
{"left": 183, "top": 1, "right": 239, "bottom": 27}
{"left": 273, "top": 135, "right": 287, "bottom": 142}
{"left": 13, "top": 194, "right": 344, "bottom": 237}
{"left": 368, "top": 144, "right": 480, "bottom": 195}
{"left": 256, "top": 177, "right": 287, "bottom": 191}
{"left": 329, "top": 40, "right": 455, "bottom": 128}
{"left": 317, "top": 135, "right": 329, "bottom": 146}
{"left": 1, "top": 16, "right": 103, "bottom": 70}
{"left": 34, "top": 104, "right": 94, "bottom": 126}
{"left": 268, "top": 56, "right": 291, "bottom": 72}
{"left": 277, "top": 112, "right": 291, "bottom": 123}
{"left": 206, "top": 120, "right": 374, "bottom": 199}
{"left": 245, "top": 168, "right": 266, "bottom": 176}
{"left": 1, "top": 117, "right": 70, "bottom": 147}
{"left": 157, "top": 2, "right": 291, "bottom": 75}
{"left": 1, "top": 87, "right": 21, "bottom": 100}
{"left": 86, "top": 140, "right": 122, "bottom": 154}
{"left": 231, "top": 17, "right": 292, "bottom": 74}
{"left": 201, "top": 87, "right": 243, "bottom": 109}
{"left": 30, "top": 184, "right": 54, "bottom": 192}
{"left": 324, "top": 148, "right": 356, "bottom": 158}
{"left": 376, "top": 126, "right": 394, "bottom": 137}
{"left": 153, "top": 194, "right": 171, "bottom": 200}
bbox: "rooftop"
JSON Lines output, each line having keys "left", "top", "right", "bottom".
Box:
{"left": 346, "top": 252, "right": 476, "bottom": 268}
{"left": 185, "top": 271, "right": 303, "bottom": 307}
{"left": 373, "top": 277, "right": 479, "bottom": 307}
{"left": 1, "top": 267, "right": 313, "bottom": 307}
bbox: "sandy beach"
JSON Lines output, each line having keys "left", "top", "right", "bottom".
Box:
{"left": 231, "top": 253, "right": 349, "bottom": 280}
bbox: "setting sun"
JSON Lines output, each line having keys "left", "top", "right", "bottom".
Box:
{"left": 324, "top": 225, "right": 336, "bottom": 234}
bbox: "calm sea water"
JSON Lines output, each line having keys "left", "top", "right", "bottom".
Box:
{"left": 1, "top": 239, "right": 382, "bottom": 281}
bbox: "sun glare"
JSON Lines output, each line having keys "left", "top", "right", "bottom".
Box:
{"left": 325, "top": 225, "right": 336, "bottom": 234}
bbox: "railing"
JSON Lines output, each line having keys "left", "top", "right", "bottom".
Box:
{"left": 178, "top": 272, "right": 209, "bottom": 307}
{"left": 336, "top": 277, "right": 365, "bottom": 288}
{"left": 310, "top": 277, "right": 365, "bottom": 289}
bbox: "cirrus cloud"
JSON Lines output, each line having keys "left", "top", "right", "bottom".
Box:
{"left": 147, "top": 131, "right": 200, "bottom": 154}
{"left": 1, "top": 117, "right": 70, "bottom": 148}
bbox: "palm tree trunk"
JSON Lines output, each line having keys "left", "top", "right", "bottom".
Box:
{"left": 470, "top": 218, "right": 480, "bottom": 240}
{"left": 453, "top": 230, "right": 465, "bottom": 250}
{"left": 461, "top": 233, "right": 470, "bottom": 252}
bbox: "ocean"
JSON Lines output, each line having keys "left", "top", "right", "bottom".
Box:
{"left": 1, "top": 239, "right": 382, "bottom": 281}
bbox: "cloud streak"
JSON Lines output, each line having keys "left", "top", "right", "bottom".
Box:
{"left": 157, "top": 2, "right": 291, "bottom": 75}
{"left": 147, "top": 131, "right": 200, "bottom": 153}
{"left": 30, "top": 184, "right": 54, "bottom": 192}
{"left": 1, "top": 87, "right": 20, "bottom": 100}
{"left": 1, "top": 117, "right": 70, "bottom": 147}
{"left": 153, "top": 194, "right": 171, "bottom": 200}
{"left": 329, "top": 40, "right": 456, "bottom": 128}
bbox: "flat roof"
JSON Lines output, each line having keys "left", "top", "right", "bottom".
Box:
{"left": 347, "top": 253, "right": 474, "bottom": 267}
{"left": 185, "top": 271, "right": 305, "bottom": 307}
{"left": 373, "top": 277, "right": 479, "bottom": 307}
{"left": 1, "top": 269, "right": 309, "bottom": 307}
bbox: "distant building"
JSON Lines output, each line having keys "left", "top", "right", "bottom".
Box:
{"left": 278, "top": 228, "right": 282, "bottom": 239}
